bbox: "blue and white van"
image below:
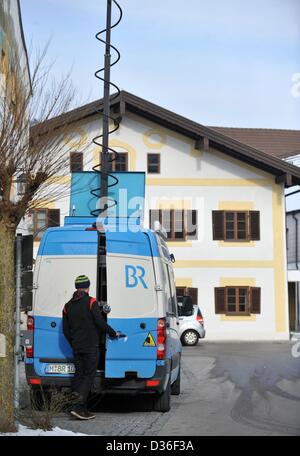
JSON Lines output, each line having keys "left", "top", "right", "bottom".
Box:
{"left": 25, "top": 217, "right": 182, "bottom": 412}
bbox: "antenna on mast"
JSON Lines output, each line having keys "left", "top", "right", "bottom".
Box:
{"left": 91, "top": 0, "right": 122, "bottom": 219}
{"left": 100, "top": 0, "right": 112, "bottom": 204}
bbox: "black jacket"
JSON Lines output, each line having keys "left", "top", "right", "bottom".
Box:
{"left": 62, "top": 291, "right": 117, "bottom": 353}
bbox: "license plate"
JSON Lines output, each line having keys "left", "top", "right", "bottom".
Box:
{"left": 45, "top": 364, "right": 75, "bottom": 374}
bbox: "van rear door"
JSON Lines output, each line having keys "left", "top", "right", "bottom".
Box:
{"left": 105, "top": 236, "right": 158, "bottom": 379}
{"left": 32, "top": 228, "right": 98, "bottom": 376}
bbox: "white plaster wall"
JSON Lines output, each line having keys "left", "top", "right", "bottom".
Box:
{"left": 1, "top": 0, "right": 30, "bottom": 89}
{"left": 144, "top": 184, "right": 275, "bottom": 262}
{"left": 31, "top": 110, "right": 289, "bottom": 340}
{"left": 173, "top": 267, "right": 284, "bottom": 340}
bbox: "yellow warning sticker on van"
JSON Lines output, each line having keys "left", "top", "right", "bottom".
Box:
{"left": 143, "top": 332, "right": 156, "bottom": 347}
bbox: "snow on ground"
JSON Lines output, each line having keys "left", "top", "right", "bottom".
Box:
{"left": 2, "top": 425, "right": 87, "bottom": 436}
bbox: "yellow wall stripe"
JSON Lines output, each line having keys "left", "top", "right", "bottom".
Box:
{"left": 220, "top": 315, "right": 257, "bottom": 322}
{"left": 174, "top": 260, "right": 274, "bottom": 268}
{"left": 175, "top": 278, "right": 193, "bottom": 287}
{"left": 272, "top": 185, "right": 287, "bottom": 332}
{"left": 146, "top": 178, "right": 273, "bottom": 187}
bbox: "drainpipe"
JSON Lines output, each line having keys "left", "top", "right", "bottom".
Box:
{"left": 292, "top": 212, "right": 300, "bottom": 332}
{"left": 292, "top": 212, "right": 299, "bottom": 270}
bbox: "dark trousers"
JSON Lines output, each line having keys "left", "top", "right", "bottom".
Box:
{"left": 72, "top": 348, "right": 99, "bottom": 412}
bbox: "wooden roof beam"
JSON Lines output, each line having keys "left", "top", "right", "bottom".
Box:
{"left": 112, "top": 100, "right": 126, "bottom": 125}
{"left": 275, "top": 173, "right": 293, "bottom": 187}
{"left": 195, "top": 136, "right": 209, "bottom": 152}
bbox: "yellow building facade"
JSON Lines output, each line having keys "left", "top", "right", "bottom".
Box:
{"left": 29, "top": 92, "right": 300, "bottom": 340}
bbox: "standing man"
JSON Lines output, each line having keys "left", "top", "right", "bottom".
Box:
{"left": 62, "top": 275, "right": 119, "bottom": 420}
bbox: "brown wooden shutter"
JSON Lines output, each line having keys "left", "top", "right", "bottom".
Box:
{"left": 48, "top": 209, "right": 60, "bottom": 228}
{"left": 215, "top": 287, "right": 226, "bottom": 314}
{"left": 187, "top": 287, "right": 198, "bottom": 306}
{"left": 250, "top": 287, "right": 261, "bottom": 314}
{"left": 186, "top": 210, "right": 198, "bottom": 240}
{"left": 162, "top": 209, "right": 172, "bottom": 238}
{"left": 249, "top": 211, "right": 260, "bottom": 240}
{"left": 149, "top": 210, "right": 160, "bottom": 230}
{"left": 176, "top": 287, "right": 185, "bottom": 299}
{"left": 212, "top": 211, "right": 224, "bottom": 240}
{"left": 70, "top": 152, "right": 83, "bottom": 172}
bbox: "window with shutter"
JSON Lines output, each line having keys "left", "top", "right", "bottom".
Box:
{"left": 225, "top": 287, "right": 250, "bottom": 315}
{"left": 224, "top": 212, "right": 248, "bottom": 241}
{"left": 30, "top": 208, "right": 60, "bottom": 241}
{"left": 176, "top": 287, "right": 185, "bottom": 299}
{"left": 215, "top": 287, "right": 226, "bottom": 314}
{"left": 34, "top": 209, "right": 47, "bottom": 241}
{"left": 150, "top": 209, "right": 197, "bottom": 241}
{"left": 214, "top": 286, "right": 260, "bottom": 316}
{"left": 186, "top": 288, "right": 198, "bottom": 306}
{"left": 186, "top": 210, "right": 198, "bottom": 240}
{"left": 48, "top": 209, "right": 60, "bottom": 228}
{"left": 212, "top": 211, "right": 224, "bottom": 240}
{"left": 212, "top": 210, "right": 260, "bottom": 242}
{"left": 176, "top": 287, "right": 198, "bottom": 316}
{"left": 227, "top": 287, "right": 237, "bottom": 312}
{"left": 174, "top": 210, "right": 184, "bottom": 240}
{"left": 250, "top": 287, "right": 261, "bottom": 314}
{"left": 149, "top": 210, "right": 160, "bottom": 230}
{"left": 162, "top": 210, "right": 172, "bottom": 238}
{"left": 70, "top": 152, "right": 83, "bottom": 172}
{"left": 106, "top": 153, "right": 128, "bottom": 172}
{"left": 176, "top": 287, "right": 198, "bottom": 305}
{"left": 147, "top": 154, "right": 160, "bottom": 174}
{"left": 114, "top": 153, "right": 128, "bottom": 171}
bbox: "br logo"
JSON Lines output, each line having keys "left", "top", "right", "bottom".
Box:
{"left": 125, "top": 265, "right": 148, "bottom": 289}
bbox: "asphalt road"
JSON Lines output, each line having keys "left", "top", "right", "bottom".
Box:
{"left": 22, "top": 341, "right": 300, "bottom": 436}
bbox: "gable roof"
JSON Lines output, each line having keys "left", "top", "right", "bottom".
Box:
{"left": 31, "top": 90, "right": 300, "bottom": 186}
{"left": 208, "top": 126, "right": 300, "bottom": 159}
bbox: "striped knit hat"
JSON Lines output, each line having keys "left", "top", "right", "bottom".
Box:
{"left": 75, "top": 275, "right": 90, "bottom": 289}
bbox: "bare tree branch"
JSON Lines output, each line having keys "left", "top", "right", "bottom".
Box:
{"left": 0, "top": 45, "right": 84, "bottom": 229}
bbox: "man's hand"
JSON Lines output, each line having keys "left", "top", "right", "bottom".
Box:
{"left": 102, "top": 304, "right": 111, "bottom": 314}
{"left": 109, "top": 331, "right": 126, "bottom": 339}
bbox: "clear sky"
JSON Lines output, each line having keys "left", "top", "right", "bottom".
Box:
{"left": 21, "top": 0, "right": 300, "bottom": 129}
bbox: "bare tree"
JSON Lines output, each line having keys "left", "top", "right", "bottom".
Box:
{"left": 0, "top": 46, "right": 79, "bottom": 432}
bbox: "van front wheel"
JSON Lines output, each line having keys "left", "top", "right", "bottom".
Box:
{"left": 153, "top": 378, "right": 171, "bottom": 412}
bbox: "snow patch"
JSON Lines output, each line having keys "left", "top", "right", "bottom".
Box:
{"left": 2, "top": 425, "right": 87, "bottom": 436}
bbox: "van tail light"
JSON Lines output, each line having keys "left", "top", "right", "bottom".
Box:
{"left": 29, "top": 378, "right": 41, "bottom": 385}
{"left": 26, "top": 346, "right": 34, "bottom": 359}
{"left": 27, "top": 316, "right": 34, "bottom": 331}
{"left": 26, "top": 316, "right": 34, "bottom": 358}
{"left": 157, "top": 318, "right": 166, "bottom": 360}
{"left": 146, "top": 380, "right": 160, "bottom": 387}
